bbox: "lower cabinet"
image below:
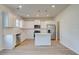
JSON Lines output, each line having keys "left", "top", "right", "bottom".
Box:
{"left": 25, "top": 30, "right": 34, "bottom": 39}
{"left": 4, "top": 34, "right": 16, "bottom": 49}
{"left": 35, "top": 33, "right": 51, "bottom": 46}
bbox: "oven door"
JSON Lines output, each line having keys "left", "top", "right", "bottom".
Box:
{"left": 15, "top": 34, "right": 21, "bottom": 47}
{"left": 34, "top": 30, "right": 40, "bottom": 37}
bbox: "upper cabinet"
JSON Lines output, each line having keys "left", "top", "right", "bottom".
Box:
{"left": 16, "top": 18, "right": 24, "bottom": 28}
{"left": 16, "top": 19, "right": 20, "bottom": 28}
{"left": 34, "top": 20, "right": 40, "bottom": 25}
{"left": 3, "top": 12, "right": 24, "bottom": 28}
{"left": 19, "top": 20, "right": 23, "bottom": 28}
{"left": 3, "top": 12, "right": 16, "bottom": 28}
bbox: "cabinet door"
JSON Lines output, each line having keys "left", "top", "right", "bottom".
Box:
{"left": 25, "top": 30, "right": 34, "bottom": 39}
{"left": 3, "top": 12, "right": 16, "bottom": 27}
{"left": 40, "top": 21, "right": 47, "bottom": 28}
{"left": 4, "top": 34, "right": 15, "bottom": 49}
{"left": 3, "top": 12, "right": 9, "bottom": 27}
{"left": 35, "top": 34, "right": 51, "bottom": 46}
{"left": 8, "top": 13, "right": 15, "bottom": 27}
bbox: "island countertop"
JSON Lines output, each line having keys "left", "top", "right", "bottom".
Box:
{"left": 35, "top": 33, "right": 51, "bottom": 46}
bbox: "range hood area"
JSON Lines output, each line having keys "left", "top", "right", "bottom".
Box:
{"left": 33, "top": 24, "right": 56, "bottom": 39}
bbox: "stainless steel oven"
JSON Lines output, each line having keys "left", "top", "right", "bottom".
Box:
{"left": 15, "top": 34, "right": 21, "bottom": 47}
{"left": 34, "top": 30, "right": 40, "bottom": 38}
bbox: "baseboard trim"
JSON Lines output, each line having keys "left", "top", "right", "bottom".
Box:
{"left": 60, "top": 41, "right": 79, "bottom": 55}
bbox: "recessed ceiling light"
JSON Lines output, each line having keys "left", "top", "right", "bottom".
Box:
{"left": 18, "top": 5, "right": 22, "bottom": 8}
{"left": 36, "top": 14, "right": 39, "bottom": 16}
{"left": 26, "top": 14, "right": 30, "bottom": 16}
{"left": 51, "top": 5, "right": 55, "bottom": 8}
{"left": 47, "top": 15, "right": 49, "bottom": 16}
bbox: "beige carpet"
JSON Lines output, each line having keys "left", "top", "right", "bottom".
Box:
{"left": 0, "top": 39, "right": 77, "bottom": 55}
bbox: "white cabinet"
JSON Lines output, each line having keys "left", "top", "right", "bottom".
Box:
{"left": 25, "top": 21, "right": 34, "bottom": 28}
{"left": 19, "top": 20, "right": 23, "bottom": 28}
{"left": 3, "top": 12, "right": 16, "bottom": 27}
{"left": 34, "top": 20, "right": 40, "bottom": 25}
{"left": 4, "top": 34, "right": 16, "bottom": 49}
{"left": 40, "top": 21, "right": 47, "bottom": 28}
{"left": 35, "top": 33, "right": 51, "bottom": 46}
{"left": 20, "top": 31, "right": 26, "bottom": 42}
{"left": 3, "top": 12, "right": 24, "bottom": 28}
{"left": 16, "top": 18, "right": 24, "bottom": 28}
{"left": 25, "top": 30, "right": 34, "bottom": 39}
{"left": 16, "top": 19, "right": 20, "bottom": 27}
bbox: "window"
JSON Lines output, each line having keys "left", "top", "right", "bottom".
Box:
{"left": 16, "top": 19, "right": 23, "bottom": 28}
{"left": 16, "top": 19, "right": 19, "bottom": 27}
{"left": 20, "top": 20, "right": 23, "bottom": 27}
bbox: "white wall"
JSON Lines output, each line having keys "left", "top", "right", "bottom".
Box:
{"left": 0, "top": 12, "right": 3, "bottom": 51}
{"left": 55, "top": 5, "right": 79, "bottom": 54}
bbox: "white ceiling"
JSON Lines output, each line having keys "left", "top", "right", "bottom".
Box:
{"left": 4, "top": 4, "right": 69, "bottom": 18}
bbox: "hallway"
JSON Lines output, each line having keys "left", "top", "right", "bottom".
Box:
{"left": 0, "top": 40, "right": 77, "bottom": 55}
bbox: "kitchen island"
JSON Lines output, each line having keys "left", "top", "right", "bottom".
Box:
{"left": 35, "top": 33, "right": 51, "bottom": 46}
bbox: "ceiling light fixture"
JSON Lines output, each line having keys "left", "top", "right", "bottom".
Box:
{"left": 47, "top": 15, "right": 49, "bottom": 16}
{"left": 36, "top": 14, "right": 39, "bottom": 16}
{"left": 51, "top": 5, "right": 55, "bottom": 8}
{"left": 18, "top": 5, "right": 22, "bottom": 8}
{"left": 26, "top": 14, "right": 30, "bottom": 16}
